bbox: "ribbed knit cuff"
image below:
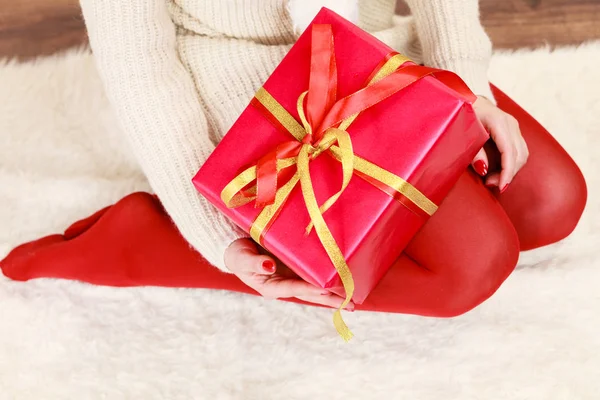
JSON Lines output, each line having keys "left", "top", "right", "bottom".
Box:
{"left": 404, "top": 0, "right": 495, "bottom": 103}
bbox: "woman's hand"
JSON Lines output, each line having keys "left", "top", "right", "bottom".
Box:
{"left": 471, "top": 96, "right": 529, "bottom": 193}
{"left": 224, "top": 238, "right": 354, "bottom": 310}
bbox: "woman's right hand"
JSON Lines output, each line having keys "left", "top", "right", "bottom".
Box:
{"left": 224, "top": 238, "right": 354, "bottom": 310}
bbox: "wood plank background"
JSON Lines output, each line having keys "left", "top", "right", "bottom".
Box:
{"left": 0, "top": 0, "right": 86, "bottom": 60}
{"left": 397, "top": 0, "right": 600, "bottom": 49}
{"left": 1, "top": 0, "right": 599, "bottom": 60}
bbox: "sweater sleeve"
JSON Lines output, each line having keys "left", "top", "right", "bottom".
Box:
{"left": 404, "top": 0, "right": 494, "bottom": 102}
{"left": 79, "top": 0, "right": 247, "bottom": 272}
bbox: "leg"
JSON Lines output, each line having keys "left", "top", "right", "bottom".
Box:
{"left": 2, "top": 181, "right": 518, "bottom": 318}
{"left": 357, "top": 170, "right": 520, "bottom": 316}
{"left": 3, "top": 89, "right": 578, "bottom": 316}
{"left": 1, "top": 193, "right": 253, "bottom": 295}
{"left": 356, "top": 86, "right": 587, "bottom": 315}
{"left": 490, "top": 85, "right": 587, "bottom": 250}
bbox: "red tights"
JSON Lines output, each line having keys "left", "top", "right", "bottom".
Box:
{"left": 0, "top": 86, "right": 587, "bottom": 316}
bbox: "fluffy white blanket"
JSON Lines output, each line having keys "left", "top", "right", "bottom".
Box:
{"left": 1, "top": 42, "right": 599, "bottom": 399}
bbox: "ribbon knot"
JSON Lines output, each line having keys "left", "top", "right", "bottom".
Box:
{"left": 308, "top": 130, "right": 339, "bottom": 159}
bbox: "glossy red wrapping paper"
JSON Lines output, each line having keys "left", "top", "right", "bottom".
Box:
{"left": 193, "top": 8, "right": 489, "bottom": 304}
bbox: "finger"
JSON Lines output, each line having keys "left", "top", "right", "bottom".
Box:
{"left": 471, "top": 147, "right": 489, "bottom": 177}
{"left": 517, "top": 138, "right": 530, "bottom": 172}
{"left": 223, "top": 238, "right": 255, "bottom": 273}
{"left": 507, "top": 116, "right": 525, "bottom": 176}
{"left": 489, "top": 119, "right": 516, "bottom": 190}
{"left": 296, "top": 293, "right": 355, "bottom": 310}
{"left": 514, "top": 128, "right": 529, "bottom": 174}
{"left": 229, "top": 237, "right": 258, "bottom": 254}
{"left": 485, "top": 172, "right": 500, "bottom": 188}
{"left": 225, "top": 238, "right": 276, "bottom": 275}
{"left": 242, "top": 250, "right": 277, "bottom": 276}
{"left": 259, "top": 276, "right": 326, "bottom": 299}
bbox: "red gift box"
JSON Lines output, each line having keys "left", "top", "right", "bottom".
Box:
{"left": 193, "top": 8, "right": 489, "bottom": 338}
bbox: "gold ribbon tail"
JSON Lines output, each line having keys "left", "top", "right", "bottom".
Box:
{"left": 297, "top": 143, "right": 355, "bottom": 342}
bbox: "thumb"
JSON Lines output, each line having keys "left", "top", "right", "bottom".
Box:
{"left": 471, "top": 147, "right": 489, "bottom": 177}
{"left": 226, "top": 238, "right": 277, "bottom": 276}
{"left": 251, "top": 252, "right": 278, "bottom": 276}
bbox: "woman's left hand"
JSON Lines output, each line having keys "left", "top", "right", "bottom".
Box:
{"left": 471, "top": 96, "right": 529, "bottom": 193}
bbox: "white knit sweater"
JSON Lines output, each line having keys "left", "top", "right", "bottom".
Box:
{"left": 80, "top": 0, "right": 493, "bottom": 272}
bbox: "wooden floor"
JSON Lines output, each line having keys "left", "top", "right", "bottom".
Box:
{"left": 1, "top": 0, "right": 599, "bottom": 60}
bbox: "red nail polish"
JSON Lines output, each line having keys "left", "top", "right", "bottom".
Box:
{"left": 473, "top": 160, "right": 488, "bottom": 176}
{"left": 262, "top": 260, "right": 276, "bottom": 273}
{"left": 500, "top": 183, "right": 510, "bottom": 194}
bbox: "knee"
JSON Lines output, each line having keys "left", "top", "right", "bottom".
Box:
{"left": 521, "top": 157, "right": 587, "bottom": 249}
{"left": 547, "top": 159, "right": 587, "bottom": 240}
{"left": 435, "top": 213, "right": 520, "bottom": 318}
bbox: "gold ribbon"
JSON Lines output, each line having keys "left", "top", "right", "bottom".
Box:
{"left": 221, "top": 54, "right": 439, "bottom": 341}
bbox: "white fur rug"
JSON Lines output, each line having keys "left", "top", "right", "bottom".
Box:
{"left": 1, "top": 42, "right": 599, "bottom": 399}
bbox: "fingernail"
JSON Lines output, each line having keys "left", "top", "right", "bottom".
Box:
{"left": 321, "top": 290, "right": 330, "bottom": 295}
{"left": 262, "top": 260, "right": 276, "bottom": 273}
{"left": 473, "top": 160, "right": 488, "bottom": 176}
{"left": 500, "top": 183, "right": 510, "bottom": 194}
